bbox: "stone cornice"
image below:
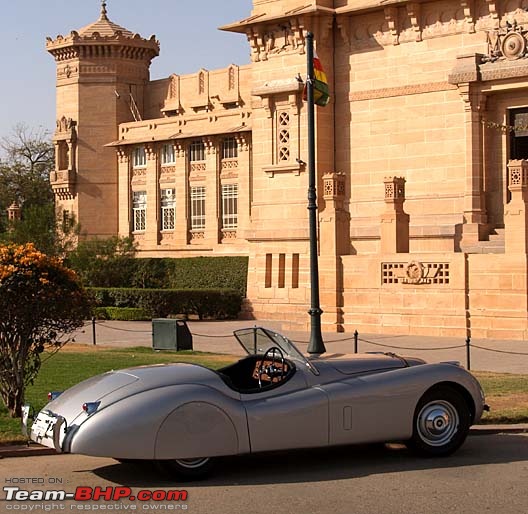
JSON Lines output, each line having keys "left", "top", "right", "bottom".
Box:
{"left": 350, "top": 81, "right": 457, "bottom": 102}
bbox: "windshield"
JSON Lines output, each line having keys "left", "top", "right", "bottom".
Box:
{"left": 234, "top": 327, "right": 319, "bottom": 375}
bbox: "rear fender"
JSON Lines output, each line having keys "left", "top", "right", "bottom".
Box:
{"left": 69, "top": 384, "right": 248, "bottom": 460}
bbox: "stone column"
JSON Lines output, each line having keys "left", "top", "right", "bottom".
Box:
{"left": 320, "top": 172, "right": 349, "bottom": 333}
{"left": 380, "top": 176, "right": 409, "bottom": 253}
{"left": 145, "top": 144, "right": 159, "bottom": 247}
{"left": 204, "top": 137, "right": 220, "bottom": 244}
{"left": 174, "top": 141, "right": 188, "bottom": 245}
{"left": 236, "top": 133, "right": 251, "bottom": 240}
{"left": 117, "top": 148, "right": 131, "bottom": 237}
{"left": 460, "top": 84, "right": 488, "bottom": 243}
{"left": 505, "top": 160, "right": 528, "bottom": 253}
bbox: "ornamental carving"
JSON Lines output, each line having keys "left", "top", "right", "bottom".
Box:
{"left": 507, "top": 159, "right": 528, "bottom": 190}
{"left": 484, "top": 21, "right": 528, "bottom": 62}
{"left": 247, "top": 19, "right": 306, "bottom": 62}
{"left": 382, "top": 262, "right": 450, "bottom": 285}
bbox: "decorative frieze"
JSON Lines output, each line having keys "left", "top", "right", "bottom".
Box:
{"left": 246, "top": 19, "right": 306, "bottom": 62}
{"left": 382, "top": 262, "right": 451, "bottom": 285}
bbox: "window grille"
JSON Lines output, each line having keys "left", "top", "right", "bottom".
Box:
{"left": 189, "top": 140, "right": 206, "bottom": 162}
{"left": 222, "top": 137, "right": 238, "bottom": 159}
{"left": 133, "top": 146, "right": 147, "bottom": 168}
{"left": 160, "top": 189, "right": 175, "bottom": 231}
{"left": 221, "top": 184, "right": 238, "bottom": 229}
{"left": 190, "top": 186, "right": 206, "bottom": 230}
{"left": 277, "top": 111, "right": 290, "bottom": 162}
{"left": 161, "top": 144, "right": 175, "bottom": 165}
{"left": 132, "top": 191, "right": 147, "bottom": 232}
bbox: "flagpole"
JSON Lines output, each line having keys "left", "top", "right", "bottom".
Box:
{"left": 306, "top": 32, "right": 326, "bottom": 355}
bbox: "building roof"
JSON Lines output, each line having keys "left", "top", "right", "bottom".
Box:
{"left": 77, "top": 1, "right": 134, "bottom": 38}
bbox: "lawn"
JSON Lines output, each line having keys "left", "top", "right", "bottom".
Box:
{"left": 0, "top": 346, "right": 526, "bottom": 445}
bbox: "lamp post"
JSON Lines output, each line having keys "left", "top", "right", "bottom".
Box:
{"left": 305, "top": 32, "right": 326, "bottom": 355}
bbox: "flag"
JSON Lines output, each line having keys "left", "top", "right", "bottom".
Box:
{"left": 303, "top": 52, "right": 330, "bottom": 107}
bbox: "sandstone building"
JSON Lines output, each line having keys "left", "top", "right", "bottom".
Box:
{"left": 47, "top": 0, "right": 528, "bottom": 339}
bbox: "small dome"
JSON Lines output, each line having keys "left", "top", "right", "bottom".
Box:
{"left": 77, "top": 1, "right": 134, "bottom": 38}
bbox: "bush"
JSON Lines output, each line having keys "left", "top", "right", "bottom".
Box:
{"left": 69, "top": 250, "right": 249, "bottom": 296}
{"left": 93, "top": 307, "right": 151, "bottom": 321}
{"left": 88, "top": 287, "right": 242, "bottom": 320}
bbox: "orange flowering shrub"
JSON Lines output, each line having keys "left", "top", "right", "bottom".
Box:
{"left": 0, "top": 243, "right": 90, "bottom": 417}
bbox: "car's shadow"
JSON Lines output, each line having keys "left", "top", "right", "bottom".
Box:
{"left": 90, "top": 433, "right": 528, "bottom": 487}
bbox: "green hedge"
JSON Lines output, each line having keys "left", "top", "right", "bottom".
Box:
{"left": 93, "top": 307, "right": 151, "bottom": 321}
{"left": 70, "top": 255, "right": 249, "bottom": 295}
{"left": 88, "top": 287, "right": 242, "bottom": 320}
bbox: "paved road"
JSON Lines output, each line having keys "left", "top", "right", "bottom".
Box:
{"left": 71, "top": 320, "right": 528, "bottom": 373}
{"left": 1, "top": 434, "right": 527, "bottom": 514}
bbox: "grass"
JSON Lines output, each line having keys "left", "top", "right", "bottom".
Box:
{"left": 0, "top": 347, "right": 526, "bottom": 444}
{"left": 475, "top": 371, "right": 528, "bottom": 425}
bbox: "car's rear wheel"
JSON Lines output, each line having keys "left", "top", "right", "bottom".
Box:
{"left": 406, "top": 386, "right": 471, "bottom": 457}
{"left": 157, "top": 457, "right": 215, "bottom": 480}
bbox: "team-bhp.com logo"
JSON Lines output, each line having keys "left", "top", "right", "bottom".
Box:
{"left": 4, "top": 486, "right": 189, "bottom": 508}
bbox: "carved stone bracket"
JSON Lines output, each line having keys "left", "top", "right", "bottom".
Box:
{"left": 406, "top": 3, "right": 422, "bottom": 42}
{"left": 384, "top": 7, "right": 400, "bottom": 46}
{"left": 323, "top": 172, "right": 346, "bottom": 200}
{"left": 460, "top": 0, "right": 476, "bottom": 34}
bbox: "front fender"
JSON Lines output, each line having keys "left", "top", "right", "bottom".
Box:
{"left": 69, "top": 384, "right": 248, "bottom": 460}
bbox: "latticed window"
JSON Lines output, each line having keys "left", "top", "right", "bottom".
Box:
{"left": 132, "top": 146, "right": 147, "bottom": 168}
{"left": 160, "top": 189, "right": 175, "bottom": 231}
{"left": 277, "top": 111, "right": 290, "bottom": 162}
{"left": 222, "top": 137, "right": 238, "bottom": 159}
{"left": 132, "top": 191, "right": 147, "bottom": 232}
{"left": 190, "top": 186, "right": 206, "bottom": 230}
{"left": 222, "top": 184, "right": 238, "bottom": 229}
{"left": 161, "top": 144, "right": 175, "bottom": 165}
{"left": 189, "top": 140, "right": 205, "bottom": 162}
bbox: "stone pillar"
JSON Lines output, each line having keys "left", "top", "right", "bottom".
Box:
{"left": 320, "top": 172, "right": 349, "bottom": 256}
{"left": 117, "top": 148, "right": 131, "bottom": 237}
{"left": 145, "top": 144, "right": 159, "bottom": 247}
{"left": 236, "top": 133, "right": 251, "bottom": 240}
{"left": 174, "top": 142, "right": 189, "bottom": 245}
{"left": 320, "top": 172, "right": 349, "bottom": 333}
{"left": 505, "top": 160, "right": 528, "bottom": 253}
{"left": 381, "top": 177, "right": 409, "bottom": 253}
{"left": 459, "top": 84, "right": 488, "bottom": 243}
{"left": 204, "top": 137, "right": 220, "bottom": 244}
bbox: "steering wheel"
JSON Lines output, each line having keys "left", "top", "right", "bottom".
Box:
{"left": 258, "top": 346, "right": 285, "bottom": 388}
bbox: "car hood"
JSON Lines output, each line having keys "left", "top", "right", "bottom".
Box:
{"left": 43, "top": 363, "right": 227, "bottom": 424}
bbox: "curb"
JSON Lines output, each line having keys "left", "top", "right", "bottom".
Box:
{"left": 1, "top": 425, "right": 527, "bottom": 458}
{"left": 469, "top": 424, "right": 528, "bottom": 435}
{"left": 0, "top": 444, "right": 57, "bottom": 459}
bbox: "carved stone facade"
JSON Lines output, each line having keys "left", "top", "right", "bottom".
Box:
{"left": 49, "top": 0, "right": 528, "bottom": 340}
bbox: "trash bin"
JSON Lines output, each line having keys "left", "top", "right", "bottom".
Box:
{"left": 152, "top": 319, "right": 193, "bottom": 351}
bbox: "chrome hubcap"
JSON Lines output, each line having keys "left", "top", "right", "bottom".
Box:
{"left": 175, "top": 457, "right": 210, "bottom": 469}
{"left": 417, "top": 400, "right": 459, "bottom": 447}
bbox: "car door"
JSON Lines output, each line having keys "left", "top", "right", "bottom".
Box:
{"left": 242, "top": 371, "right": 329, "bottom": 453}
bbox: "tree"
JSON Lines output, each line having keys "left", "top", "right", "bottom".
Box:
{"left": 0, "top": 124, "right": 55, "bottom": 245}
{"left": 66, "top": 236, "right": 137, "bottom": 287}
{"left": 0, "top": 243, "right": 90, "bottom": 417}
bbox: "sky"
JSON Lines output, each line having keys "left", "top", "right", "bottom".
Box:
{"left": 0, "top": 0, "right": 253, "bottom": 139}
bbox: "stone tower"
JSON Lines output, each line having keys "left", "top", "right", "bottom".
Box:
{"left": 46, "top": 1, "right": 159, "bottom": 238}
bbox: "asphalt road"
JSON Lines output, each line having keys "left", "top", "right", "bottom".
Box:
{"left": 1, "top": 434, "right": 527, "bottom": 514}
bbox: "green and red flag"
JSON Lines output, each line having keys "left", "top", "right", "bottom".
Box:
{"left": 303, "top": 52, "right": 330, "bottom": 107}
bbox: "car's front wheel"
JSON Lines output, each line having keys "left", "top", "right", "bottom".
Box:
{"left": 406, "top": 386, "right": 471, "bottom": 457}
{"left": 157, "top": 457, "right": 215, "bottom": 480}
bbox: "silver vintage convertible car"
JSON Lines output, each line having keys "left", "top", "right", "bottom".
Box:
{"left": 26, "top": 327, "right": 487, "bottom": 478}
